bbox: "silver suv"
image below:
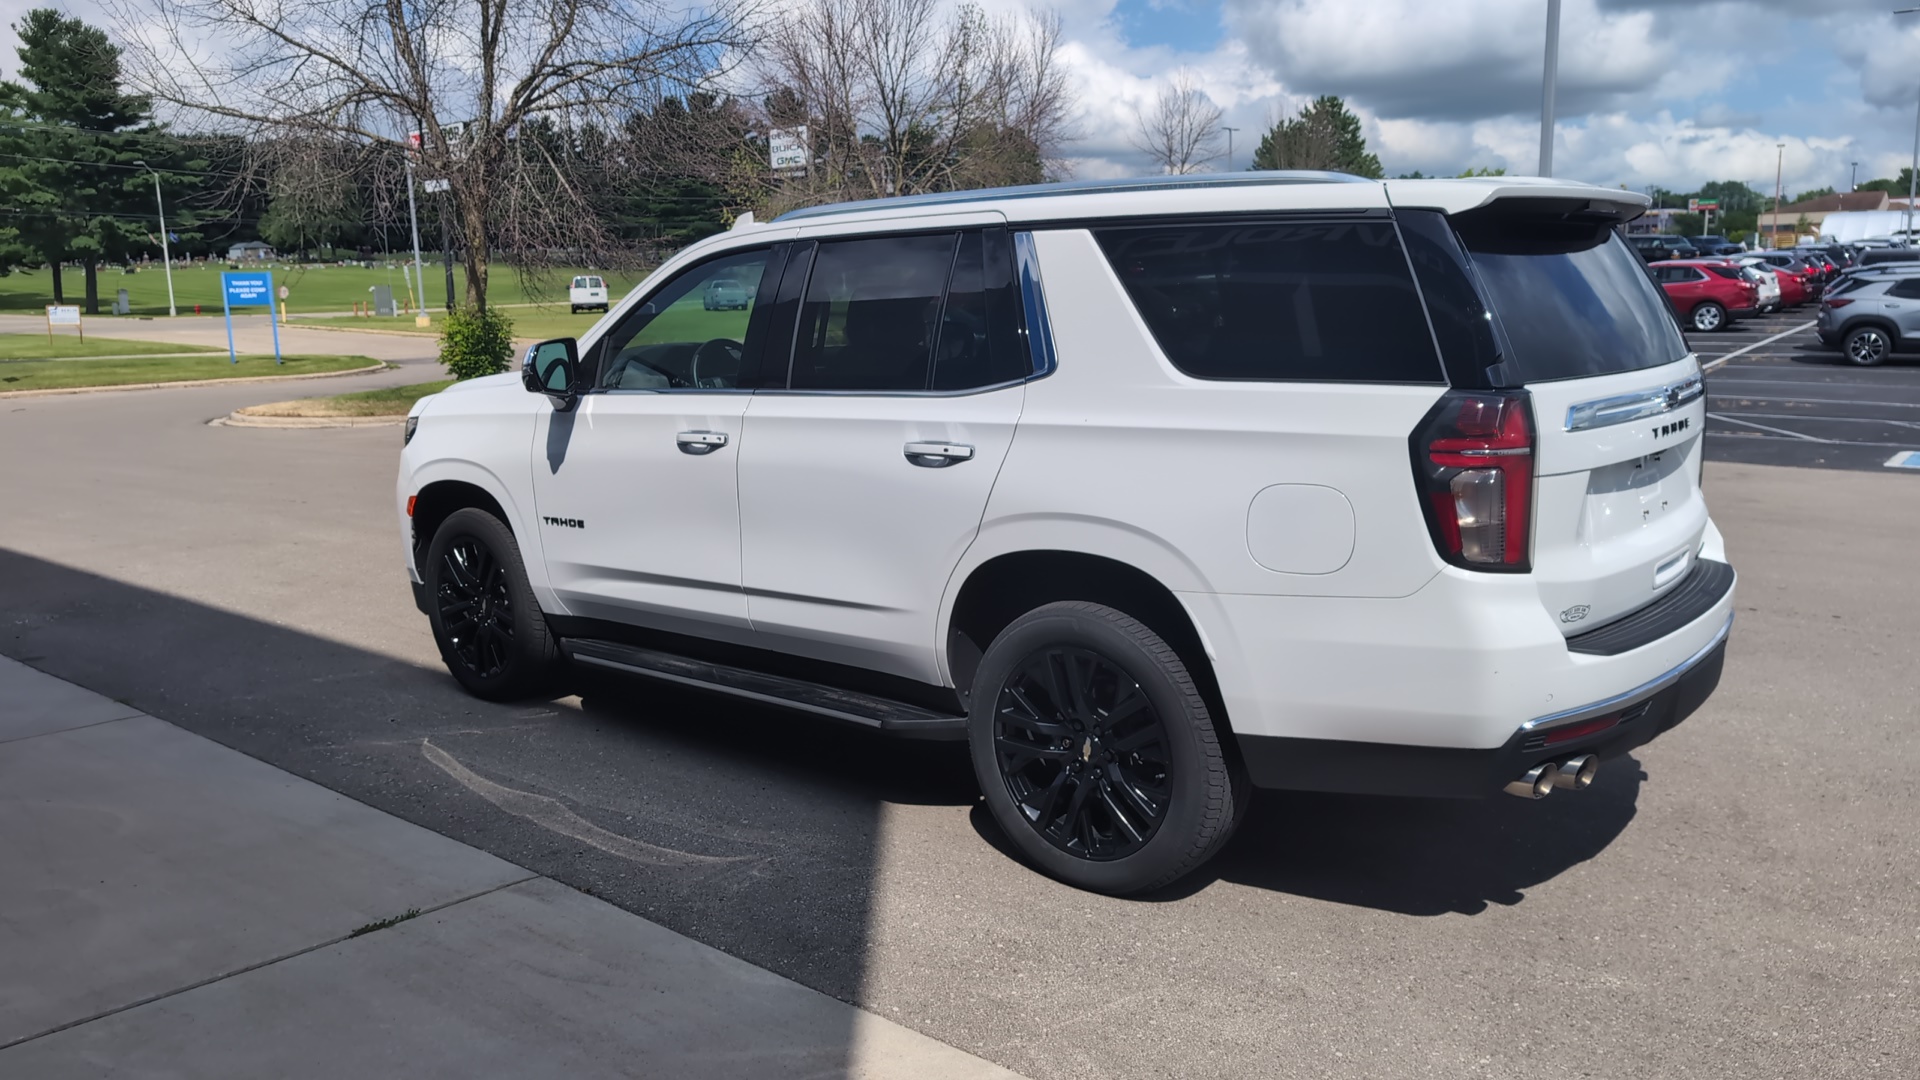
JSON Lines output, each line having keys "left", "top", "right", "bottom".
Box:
{"left": 1816, "top": 274, "right": 1920, "bottom": 365}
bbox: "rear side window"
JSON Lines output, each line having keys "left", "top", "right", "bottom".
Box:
{"left": 792, "top": 234, "right": 955, "bottom": 391}
{"left": 1452, "top": 211, "right": 1687, "bottom": 382}
{"left": 1888, "top": 278, "right": 1920, "bottom": 300}
{"left": 1094, "top": 220, "right": 1443, "bottom": 383}
{"left": 1705, "top": 265, "right": 1743, "bottom": 280}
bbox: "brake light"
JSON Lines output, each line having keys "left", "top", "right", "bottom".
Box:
{"left": 1410, "top": 391, "right": 1534, "bottom": 572}
{"left": 1826, "top": 298, "right": 1854, "bottom": 308}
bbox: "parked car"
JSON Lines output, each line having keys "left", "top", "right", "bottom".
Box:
{"left": 702, "top": 277, "right": 752, "bottom": 310}
{"left": 1735, "top": 260, "right": 1782, "bottom": 312}
{"left": 1649, "top": 259, "right": 1760, "bottom": 331}
{"left": 1855, "top": 247, "right": 1920, "bottom": 270}
{"left": 399, "top": 173, "right": 1733, "bottom": 895}
{"left": 1631, "top": 235, "right": 1699, "bottom": 262}
{"left": 1816, "top": 273, "right": 1920, "bottom": 365}
{"left": 1745, "top": 251, "right": 1821, "bottom": 302}
{"left": 568, "top": 275, "right": 609, "bottom": 314}
{"left": 1754, "top": 259, "right": 1811, "bottom": 307}
{"left": 1686, "top": 235, "right": 1744, "bottom": 257}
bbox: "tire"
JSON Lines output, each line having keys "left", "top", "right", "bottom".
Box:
{"left": 1843, "top": 325, "right": 1892, "bottom": 367}
{"left": 1690, "top": 302, "right": 1726, "bottom": 332}
{"left": 968, "top": 601, "right": 1239, "bottom": 895}
{"left": 569, "top": 304, "right": 580, "bottom": 314}
{"left": 423, "top": 508, "right": 559, "bottom": 701}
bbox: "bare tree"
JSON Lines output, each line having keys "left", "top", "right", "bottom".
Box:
{"left": 110, "top": 0, "right": 756, "bottom": 308}
{"left": 747, "top": 0, "right": 1074, "bottom": 216}
{"left": 1130, "top": 69, "right": 1222, "bottom": 175}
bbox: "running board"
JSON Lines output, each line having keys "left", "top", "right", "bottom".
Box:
{"left": 563, "top": 639, "right": 968, "bottom": 741}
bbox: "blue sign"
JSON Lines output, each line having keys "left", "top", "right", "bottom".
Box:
{"left": 220, "top": 271, "right": 282, "bottom": 365}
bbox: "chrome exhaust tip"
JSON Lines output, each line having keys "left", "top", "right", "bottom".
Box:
{"left": 1553, "top": 754, "right": 1599, "bottom": 791}
{"left": 1504, "top": 762, "right": 1560, "bottom": 800}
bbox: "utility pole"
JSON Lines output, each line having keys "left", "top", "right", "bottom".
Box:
{"left": 1223, "top": 126, "right": 1240, "bottom": 171}
{"left": 133, "top": 160, "right": 177, "bottom": 317}
{"left": 1901, "top": 9, "right": 1920, "bottom": 242}
{"left": 1773, "top": 143, "right": 1785, "bottom": 251}
{"left": 1850, "top": 161, "right": 1859, "bottom": 191}
{"left": 1538, "top": 0, "right": 1562, "bottom": 176}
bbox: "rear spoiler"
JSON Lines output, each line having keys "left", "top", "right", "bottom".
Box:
{"left": 1385, "top": 179, "right": 1649, "bottom": 226}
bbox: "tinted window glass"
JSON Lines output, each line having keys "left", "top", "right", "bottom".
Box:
{"left": 596, "top": 249, "right": 768, "bottom": 390}
{"left": 1094, "top": 220, "right": 1442, "bottom": 382}
{"left": 1888, "top": 278, "right": 1920, "bottom": 299}
{"left": 1705, "top": 265, "right": 1743, "bottom": 280}
{"left": 931, "top": 231, "right": 1029, "bottom": 390}
{"left": 1454, "top": 214, "right": 1687, "bottom": 382}
{"left": 792, "top": 234, "right": 956, "bottom": 391}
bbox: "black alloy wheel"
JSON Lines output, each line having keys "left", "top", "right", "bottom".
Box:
{"left": 994, "top": 646, "right": 1171, "bottom": 860}
{"left": 424, "top": 507, "right": 558, "bottom": 700}
{"left": 437, "top": 536, "right": 515, "bottom": 680}
{"left": 969, "top": 601, "right": 1242, "bottom": 895}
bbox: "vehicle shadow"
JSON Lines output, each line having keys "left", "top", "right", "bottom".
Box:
{"left": 967, "top": 756, "right": 1643, "bottom": 916}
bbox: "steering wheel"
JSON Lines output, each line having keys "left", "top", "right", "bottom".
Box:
{"left": 689, "top": 338, "right": 745, "bottom": 388}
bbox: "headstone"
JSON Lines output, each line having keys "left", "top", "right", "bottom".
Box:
{"left": 113, "top": 289, "right": 131, "bottom": 316}
{"left": 371, "top": 284, "right": 396, "bottom": 317}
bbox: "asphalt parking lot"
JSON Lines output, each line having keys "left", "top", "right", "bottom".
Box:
{"left": 2, "top": 358, "right": 1916, "bottom": 1079}
{"left": 1693, "top": 305, "right": 1920, "bottom": 474}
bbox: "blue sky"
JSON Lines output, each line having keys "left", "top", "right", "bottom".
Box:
{"left": 1043, "top": 0, "right": 1920, "bottom": 196}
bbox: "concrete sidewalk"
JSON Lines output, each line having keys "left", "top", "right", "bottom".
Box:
{"left": 0, "top": 656, "right": 1021, "bottom": 1079}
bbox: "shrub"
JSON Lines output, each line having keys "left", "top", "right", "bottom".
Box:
{"left": 439, "top": 305, "right": 516, "bottom": 380}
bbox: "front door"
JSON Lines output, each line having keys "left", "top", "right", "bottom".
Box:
{"left": 532, "top": 245, "right": 779, "bottom": 639}
{"left": 737, "top": 228, "right": 1031, "bottom": 684}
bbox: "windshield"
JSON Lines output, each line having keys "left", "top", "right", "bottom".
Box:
{"left": 1454, "top": 213, "right": 1689, "bottom": 382}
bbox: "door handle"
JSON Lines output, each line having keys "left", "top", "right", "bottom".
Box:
{"left": 676, "top": 430, "right": 729, "bottom": 455}
{"left": 903, "top": 442, "right": 975, "bottom": 468}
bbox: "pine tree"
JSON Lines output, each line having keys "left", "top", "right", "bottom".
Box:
{"left": 0, "top": 10, "right": 156, "bottom": 312}
{"left": 1250, "top": 96, "right": 1382, "bottom": 179}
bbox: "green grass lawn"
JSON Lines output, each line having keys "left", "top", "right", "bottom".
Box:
{"left": 242, "top": 379, "right": 456, "bottom": 418}
{"left": 0, "top": 333, "right": 219, "bottom": 360}
{"left": 0, "top": 354, "right": 382, "bottom": 392}
{"left": 0, "top": 264, "right": 651, "bottom": 318}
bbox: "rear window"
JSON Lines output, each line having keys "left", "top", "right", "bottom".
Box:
{"left": 1094, "top": 220, "right": 1443, "bottom": 383}
{"left": 1452, "top": 212, "right": 1688, "bottom": 382}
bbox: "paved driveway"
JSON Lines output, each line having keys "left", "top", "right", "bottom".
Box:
{"left": 1, "top": 380, "right": 1914, "bottom": 1079}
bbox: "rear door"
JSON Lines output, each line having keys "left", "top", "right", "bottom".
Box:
{"left": 735, "top": 227, "right": 1028, "bottom": 684}
{"left": 1444, "top": 204, "right": 1709, "bottom": 635}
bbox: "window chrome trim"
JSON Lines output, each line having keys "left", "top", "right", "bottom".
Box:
{"left": 1520, "top": 611, "right": 1732, "bottom": 734}
{"left": 1013, "top": 231, "right": 1058, "bottom": 378}
{"left": 1563, "top": 370, "right": 1704, "bottom": 432}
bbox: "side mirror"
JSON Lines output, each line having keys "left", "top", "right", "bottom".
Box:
{"left": 522, "top": 338, "right": 580, "bottom": 410}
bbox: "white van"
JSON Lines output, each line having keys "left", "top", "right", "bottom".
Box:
{"left": 568, "top": 275, "right": 609, "bottom": 313}
{"left": 399, "top": 173, "right": 1733, "bottom": 894}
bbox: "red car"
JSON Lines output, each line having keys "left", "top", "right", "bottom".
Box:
{"left": 1769, "top": 264, "right": 1812, "bottom": 307}
{"left": 1649, "top": 259, "right": 1760, "bottom": 332}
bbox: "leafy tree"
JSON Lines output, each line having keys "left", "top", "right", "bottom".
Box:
{"left": 1456, "top": 166, "right": 1506, "bottom": 177}
{"left": 1251, "top": 96, "right": 1382, "bottom": 179}
{"left": 0, "top": 9, "right": 157, "bottom": 312}
{"left": 1791, "top": 186, "right": 1837, "bottom": 204}
{"left": 1859, "top": 169, "right": 1917, "bottom": 196}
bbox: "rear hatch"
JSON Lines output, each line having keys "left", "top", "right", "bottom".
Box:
{"left": 1445, "top": 198, "right": 1708, "bottom": 637}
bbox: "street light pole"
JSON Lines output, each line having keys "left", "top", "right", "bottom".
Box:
{"left": 1773, "top": 144, "right": 1784, "bottom": 250}
{"left": 133, "top": 160, "right": 177, "bottom": 317}
{"left": 1900, "top": 8, "right": 1920, "bottom": 242}
{"left": 1223, "top": 126, "right": 1239, "bottom": 171}
{"left": 1538, "top": 0, "right": 1562, "bottom": 176}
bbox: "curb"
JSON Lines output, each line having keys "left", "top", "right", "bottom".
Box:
{"left": 0, "top": 363, "right": 392, "bottom": 399}
{"left": 287, "top": 321, "right": 447, "bottom": 341}
{"left": 214, "top": 411, "right": 406, "bottom": 429}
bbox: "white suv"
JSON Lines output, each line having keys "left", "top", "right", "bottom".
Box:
{"left": 398, "top": 174, "right": 1734, "bottom": 895}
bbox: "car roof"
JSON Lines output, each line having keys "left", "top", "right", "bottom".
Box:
{"left": 763, "top": 172, "right": 1647, "bottom": 228}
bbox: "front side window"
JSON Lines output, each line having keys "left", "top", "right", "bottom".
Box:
{"left": 1094, "top": 220, "right": 1443, "bottom": 382}
{"left": 790, "top": 233, "right": 957, "bottom": 391}
{"left": 595, "top": 249, "right": 770, "bottom": 390}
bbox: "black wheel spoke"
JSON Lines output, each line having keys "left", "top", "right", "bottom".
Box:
{"left": 993, "top": 643, "right": 1173, "bottom": 863}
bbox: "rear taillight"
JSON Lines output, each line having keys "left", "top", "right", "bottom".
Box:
{"left": 1410, "top": 391, "right": 1534, "bottom": 572}
{"left": 1826, "top": 298, "right": 1853, "bottom": 308}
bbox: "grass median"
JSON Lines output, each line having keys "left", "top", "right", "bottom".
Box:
{"left": 0, "top": 333, "right": 219, "bottom": 360}
{"left": 293, "top": 309, "right": 612, "bottom": 343}
{"left": 239, "top": 379, "right": 455, "bottom": 418}
{"left": 0, "top": 354, "right": 383, "bottom": 392}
